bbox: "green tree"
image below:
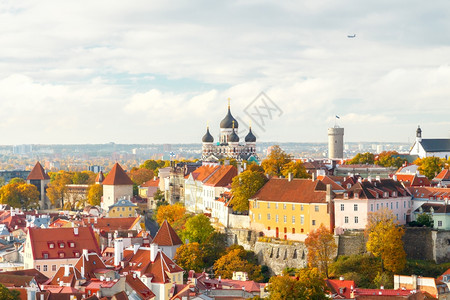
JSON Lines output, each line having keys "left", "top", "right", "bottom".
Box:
{"left": 305, "top": 224, "right": 337, "bottom": 278}
{"left": 366, "top": 209, "right": 406, "bottom": 273}
{"left": 330, "top": 254, "right": 382, "bottom": 288}
{"left": 9, "top": 178, "right": 25, "bottom": 184}
{"left": 181, "top": 214, "right": 215, "bottom": 244}
{"left": 416, "top": 213, "right": 433, "bottom": 227}
{"left": 375, "top": 151, "right": 405, "bottom": 168}
{"left": 346, "top": 152, "right": 375, "bottom": 165}
{"left": 202, "top": 232, "right": 228, "bottom": 267}
{"left": 281, "top": 160, "right": 311, "bottom": 179}
{"left": 0, "top": 283, "right": 20, "bottom": 300}
{"left": 261, "top": 145, "right": 292, "bottom": 177}
{"left": 87, "top": 184, "right": 103, "bottom": 206}
{"left": 72, "top": 171, "right": 93, "bottom": 184}
{"left": 174, "top": 242, "right": 206, "bottom": 272}
{"left": 230, "top": 170, "right": 267, "bottom": 212}
{"left": 415, "top": 157, "right": 444, "bottom": 179}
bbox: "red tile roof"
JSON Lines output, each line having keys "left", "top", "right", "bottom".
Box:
{"left": 251, "top": 178, "right": 328, "bottom": 203}
{"left": 141, "top": 178, "right": 160, "bottom": 187}
{"left": 82, "top": 217, "right": 141, "bottom": 232}
{"left": 352, "top": 288, "right": 416, "bottom": 296}
{"left": 27, "top": 161, "right": 50, "bottom": 180}
{"left": 319, "top": 175, "right": 345, "bottom": 191}
{"left": 125, "top": 274, "right": 156, "bottom": 299}
{"left": 103, "top": 163, "right": 133, "bottom": 185}
{"left": 0, "top": 274, "right": 35, "bottom": 287}
{"left": 188, "top": 165, "right": 220, "bottom": 182}
{"left": 152, "top": 220, "right": 182, "bottom": 246}
{"left": 204, "top": 165, "right": 238, "bottom": 187}
{"left": 395, "top": 174, "right": 431, "bottom": 187}
{"left": 95, "top": 171, "right": 105, "bottom": 183}
{"left": 326, "top": 279, "right": 355, "bottom": 299}
{"left": 435, "top": 169, "right": 450, "bottom": 181}
{"left": 49, "top": 265, "right": 82, "bottom": 286}
{"left": 28, "top": 227, "right": 100, "bottom": 260}
{"left": 0, "top": 269, "right": 49, "bottom": 284}
{"left": 408, "top": 186, "right": 450, "bottom": 200}
{"left": 74, "top": 252, "right": 107, "bottom": 280}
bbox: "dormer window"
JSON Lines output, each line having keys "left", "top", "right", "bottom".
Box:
{"left": 48, "top": 242, "right": 55, "bottom": 249}
{"left": 58, "top": 242, "right": 65, "bottom": 248}
{"left": 68, "top": 241, "right": 75, "bottom": 248}
{"left": 59, "top": 252, "right": 65, "bottom": 258}
{"left": 73, "top": 251, "right": 80, "bottom": 257}
{"left": 43, "top": 252, "right": 49, "bottom": 259}
{"left": 344, "top": 193, "right": 348, "bottom": 199}
{"left": 384, "top": 192, "right": 388, "bottom": 198}
{"left": 393, "top": 191, "right": 397, "bottom": 197}
{"left": 354, "top": 193, "right": 359, "bottom": 199}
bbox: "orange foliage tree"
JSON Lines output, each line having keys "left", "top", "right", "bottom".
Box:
{"left": 213, "top": 246, "right": 262, "bottom": 281}
{"left": 174, "top": 242, "right": 205, "bottom": 272}
{"left": 305, "top": 224, "right": 337, "bottom": 278}
{"left": 155, "top": 203, "right": 186, "bottom": 226}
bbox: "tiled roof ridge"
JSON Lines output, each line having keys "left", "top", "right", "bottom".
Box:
{"left": 27, "top": 161, "right": 50, "bottom": 180}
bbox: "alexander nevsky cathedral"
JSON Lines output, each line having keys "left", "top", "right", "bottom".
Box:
{"left": 201, "top": 101, "right": 258, "bottom": 162}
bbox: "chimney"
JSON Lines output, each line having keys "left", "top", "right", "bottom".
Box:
{"left": 64, "top": 265, "right": 70, "bottom": 277}
{"left": 114, "top": 238, "right": 124, "bottom": 266}
{"left": 150, "top": 243, "right": 158, "bottom": 262}
{"left": 311, "top": 172, "right": 316, "bottom": 182}
{"left": 288, "top": 172, "right": 293, "bottom": 182}
{"left": 133, "top": 243, "right": 140, "bottom": 254}
{"left": 83, "top": 249, "right": 89, "bottom": 261}
{"left": 412, "top": 275, "right": 418, "bottom": 290}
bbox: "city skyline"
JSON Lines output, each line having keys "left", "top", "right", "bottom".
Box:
{"left": 1, "top": 1, "right": 450, "bottom": 144}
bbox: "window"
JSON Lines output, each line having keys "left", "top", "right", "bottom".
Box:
{"left": 354, "top": 193, "right": 359, "bottom": 199}
{"left": 267, "top": 213, "right": 271, "bottom": 220}
{"left": 396, "top": 202, "right": 399, "bottom": 209}
{"left": 52, "top": 265, "right": 56, "bottom": 271}
{"left": 36, "top": 265, "right": 40, "bottom": 271}
{"left": 315, "top": 205, "right": 319, "bottom": 212}
{"left": 129, "top": 207, "right": 132, "bottom": 211}
{"left": 267, "top": 203, "right": 270, "bottom": 209}
{"left": 354, "top": 216, "right": 359, "bottom": 223}
{"left": 69, "top": 242, "right": 75, "bottom": 248}
{"left": 74, "top": 251, "right": 80, "bottom": 257}
{"left": 58, "top": 242, "right": 65, "bottom": 248}
{"left": 292, "top": 204, "right": 295, "bottom": 210}
{"left": 284, "top": 215, "right": 287, "bottom": 223}
{"left": 354, "top": 204, "right": 358, "bottom": 211}
{"left": 381, "top": 203, "right": 383, "bottom": 208}
{"left": 122, "top": 207, "right": 125, "bottom": 211}
{"left": 404, "top": 213, "right": 406, "bottom": 220}
{"left": 301, "top": 215, "right": 304, "bottom": 225}
{"left": 48, "top": 243, "right": 55, "bottom": 249}
{"left": 404, "top": 201, "right": 406, "bottom": 208}
{"left": 43, "top": 253, "right": 49, "bottom": 259}
{"left": 340, "top": 204, "right": 345, "bottom": 211}
{"left": 377, "top": 203, "right": 379, "bottom": 210}
{"left": 301, "top": 205, "right": 304, "bottom": 211}
{"left": 276, "top": 215, "right": 279, "bottom": 222}
{"left": 345, "top": 216, "right": 349, "bottom": 223}
{"left": 43, "top": 265, "right": 48, "bottom": 272}
{"left": 258, "top": 214, "right": 261, "bottom": 220}
{"left": 371, "top": 204, "right": 374, "bottom": 212}
{"left": 390, "top": 202, "right": 393, "bottom": 209}
{"left": 438, "top": 221, "right": 443, "bottom": 227}
{"left": 283, "top": 203, "right": 286, "bottom": 209}
{"left": 59, "top": 252, "right": 65, "bottom": 258}
{"left": 292, "top": 216, "right": 295, "bottom": 224}
{"left": 312, "top": 220, "right": 316, "bottom": 226}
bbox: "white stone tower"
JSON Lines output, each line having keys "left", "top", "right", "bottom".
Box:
{"left": 328, "top": 126, "right": 344, "bottom": 159}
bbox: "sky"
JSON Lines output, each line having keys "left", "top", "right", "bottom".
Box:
{"left": 1, "top": 0, "right": 450, "bottom": 145}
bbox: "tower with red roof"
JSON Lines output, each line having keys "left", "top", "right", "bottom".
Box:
{"left": 101, "top": 163, "right": 134, "bottom": 211}
{"left": 27, "top": 161, "right": 51, "bottom": 209}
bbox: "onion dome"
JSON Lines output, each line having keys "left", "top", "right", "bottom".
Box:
{"left": 220, "top": 100, "right": 239, "bottom": 129}
{"left": 202, "top": 127, "right": 214, "bottom": 143}
{"left": 229, "top": 126, "right": 239, "bottom": 143}
{"left": 245, "top": 127, "right": 256, "bottom": 143}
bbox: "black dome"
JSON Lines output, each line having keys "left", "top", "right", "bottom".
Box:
{"left": 229, "top": 128, "right": 239, "bottom": 143}
{"left": 245, "top": 127, "right": 256, "bottom": 142}
{"left": 416, "top": 125, "right": 422, "bottom": 138}
{"left": 202, "top": 127, "right": 214, "bottom": 143}
{"left": 220, "top": 107, "right": 239, "bottom": 129}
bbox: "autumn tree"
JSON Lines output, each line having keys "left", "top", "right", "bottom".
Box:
{"left": 366, "top": 209, "right": 406, "bottom": 273}
{"left": 214, "top": 245, "right": 262, "bottom": 281}
{"left": 72, "top": 171, "right": 95, "bottom": 184}
{"left": 87, "top": 184, "right": 103, "bottom": 206}
{"left": 230, "top": 170, "right": 267, "bottom": 212}
{"left": 281, "top": 160, "right": 311, "bottom": 179}
{"left": 0, "top": 182, "right": 39, "bottom": 209}
{"left": 0, "top": 283, "right": 20, "bottom": 300}
{"left": 246, "top": 163, "right": 265, "bottom": 173}
{"left": 305, "top": 224, "right": 337, "bottom": 278}
{"left": 47, "top": 171, "right": 73, "bottom": 208}
{"left": 261, "top": 145, "right": 292, "bottom": 177}
{"left": 375, "top": 151, "right": 405, "bottom": 168}
{"left": 130, "top": 168, "right": 154, "bottom": 185}
{"left": 202, "top": 232, "right": 228, "bottom": 267}
{"left": 267, "top": 268, "right": 328, "bottom": 300}
{"left": 346, "top": 152, "right": 375, "bottom": 165}
{"left": 155, "top": 203, "right": 186, "bottom": 225}
{"left": 181, "top": 214, "right": 215, "bottom": 244}
{"left": 174, "top": 242, "right": 205, "bottom": 272}
{"left": 415, "top": 157, "right": 444, "bottom": 180}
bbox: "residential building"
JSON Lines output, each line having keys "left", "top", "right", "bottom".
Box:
{"left": 249, "top": 177, "right": 334, "bottom": 241}
{"left": 334, "top": 178, "right": 411, "bottom": 230}
{"left": 408, "top": 186, "right": 450, "bottom": 212}
{"left": 108, "top": 198, "right": 138, "bottom": 218}
{"left": 202, "top": 165, "right": 237, "bottom": 218}
{"left": 433, "top": 169, "right": 450, "bottom": 187}
{"left": 395, "top": 274, "right": 450, "bottom": 299}
{"left": 23, "top": 227, "right": 100, "bottom": 277}
{"left": 415, "top": 203, "right": 450, "bottom": 230}
{"left": 101, "top": 163, "right": 134, "bottom": 211}
{"left": 325, "top": 277, "right": 355, "bottom": 299}
{"left": 26, "top": 161, "right": 51, "bottom": 209}
{"left": 184, "top": 164, "right": 220, "bottom": 213}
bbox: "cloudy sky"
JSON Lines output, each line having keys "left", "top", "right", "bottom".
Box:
{"left": 1, "top": 0, "right": 450, "bottom": 145}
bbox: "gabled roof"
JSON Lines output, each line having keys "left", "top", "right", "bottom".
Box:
{"left": 0, "top": 274, "right": 35, "bottom": 287}
{"left": 82, "top": 217, "right": 141, "bottom": 232}
{"left": 0, "top": 269, "right": 49, "bottom": 284}
{"left": 204, "top": 165, "right": 238, "bottom": 187}
{"left": 27, "top": 161, "right": 50, "bottom": 180}
{"left": 420, "top": 139, "right": 450, "bottom": 152}
{"left": 74, "top": 252, "right": 107, "bottom": 280}
{"left": 408, "top": 187, "right": 450, "bottom": 200}
{"left": 95, "top": 171, "right": 105, "bottom": 183}
{"left": 319, "top": 176, "right": 345, "bottom": 191}
{"left": 49, "top": 265, "right": 82, "bottom": 287}
{"left": 251, "top": 178, "right": 328, "bottom": 203}
{"left": 434, "top": 169, "right": 450, "bottom": 181}
{"left": 141, "top": 178, "right": 160, "bottom": 187}
{"left": 415, "top": 203, "right": 450, "bottom": 214}
{"left": 152, "top": 220, "right": 182, "bottom": 246}
{"left": 325, "top": 278, "right": 355, "bottom": 299}
{"left": 28, "top": 227, "right": 100, "bottom": 260}
{"left": 345, "top": 179, "right": 409, "bottom": 200}
{"left": 395, "top": 174, "right": 431, "bottom": 187}
{"left": 125, "top": 274, "right": 156, "bottom": 299}
{"left": 102, "top": 163, "right": 133, "bottom": 186}
{"left": 188, "top": 165, "right": 220, "bottom": 182}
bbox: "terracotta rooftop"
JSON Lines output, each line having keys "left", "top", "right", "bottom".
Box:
{"left": 28, "top": 227, "right": 100, "bottom": 260}
{"left": 74, "top": 252, "right": 107, "bottom": 280}
{"left": 435, "top": 169, "right": 450, "bottom": 181}
{"left": 152, "top": 220, "right": 182, "bottom": 246}
{"left": 251, "top": 178, "right": 328, "bottom": 203}
{"left": 102, "top": 163, "right": 133, "bottom": 185}
{"left": 141, "top": 178, "right": 160, "bottom": 187}
{"left": 0, "top": 274, "right": 35, "bottom": 287}
{"left": 204, "top": 165, "right": 238, "bottom": 187}
{"left": 27, "top": 161, "right": 50, "bottom": 180}
{"left": 188, "top": 165, "right": 220, "bottom": 182}
{"left": 95, "top": 171, "right": 105, "bottom": 183}
{"left": 125, "top": 274, "right": 156, "bottom": 299}
{"left": 0, "top": 269, "right": 49, "bottom": 284}
{"left": 325, "top": 278, "right": 355, "bottom": 299}
{"left": 408, "top": 186, "right": 450, "bottom": 200}
{"left": 82, "top": 216, "right": 141, "bottom": 232}
{"left": 49, "top": 265, "right": 82, "bottom": 287}
{"left": 395, "top": 174, "right": 431, "bottom": 187}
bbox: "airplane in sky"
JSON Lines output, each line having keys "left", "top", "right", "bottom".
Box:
{"left": 347, "top": 34, "right": 356, "bottom": 38}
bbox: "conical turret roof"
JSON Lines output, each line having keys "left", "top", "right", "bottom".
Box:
{"left": 102, "top": 163, "right": 133, "bottom": 186}
{"left": 27, "top": 162, "right": 50, "bottom": 180}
